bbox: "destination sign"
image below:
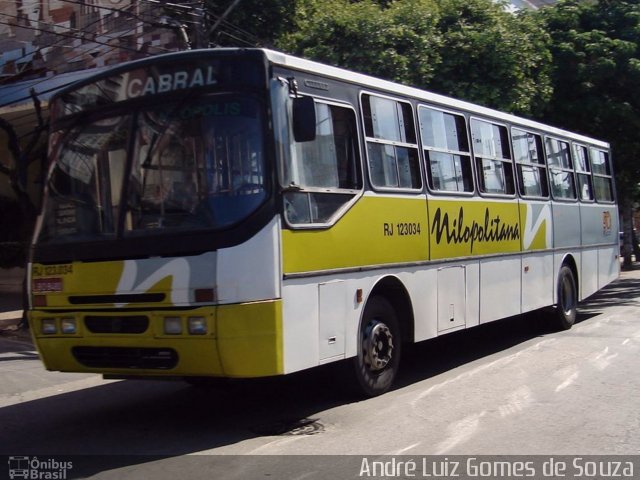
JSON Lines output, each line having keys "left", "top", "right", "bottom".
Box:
{"left": 52, "top": 54, "right": 265, "bottom": 121}
{"left": 125, "top": 66, "right": 218, "bottom": 99}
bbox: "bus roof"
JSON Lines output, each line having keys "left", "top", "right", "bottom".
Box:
{"left": 262, "top": 48, "right": 610, "bottom": 149}
{"left": 50, "top": 47, "right": 609, "bottom": 150}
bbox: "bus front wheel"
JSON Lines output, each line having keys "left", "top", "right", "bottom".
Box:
{"left": 353, "top": 296, "right": 401, "bottom": 397}
{"left": 554, "top": 265, "right": 577, "bottom": 330}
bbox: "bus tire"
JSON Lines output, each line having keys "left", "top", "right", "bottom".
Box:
{"left": 353, "top": 296, "right": 401, "bottom": 397}
{"left": 554, "top": 265, "right": 577, "bottom": 330}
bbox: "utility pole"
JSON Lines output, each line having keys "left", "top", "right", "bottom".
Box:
{"left": 192, "top": 0, "right": 208, "bottom": 49}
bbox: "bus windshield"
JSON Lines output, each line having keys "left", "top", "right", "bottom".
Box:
{"left": 38, "top": 95, "right": 267, "bottom": 245}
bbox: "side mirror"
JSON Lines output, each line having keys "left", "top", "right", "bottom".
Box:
{"left": 292, "top": 96, "right": 316, "bottom": 143}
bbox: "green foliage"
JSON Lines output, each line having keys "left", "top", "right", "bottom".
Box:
{"left": 540, "top": 0, "right": 640, "bottom": 200}
{"left": 208, "top": 0, "right": 297, "bottom": 47}
{"left": 179, "top": 0, "right": 640, "bottom": 207}
{"left": 277, "top": 0, "right": 442, "bottom": 89}
{"left": 275, "top": 0, "right": 552, "bottom": 115}
{"left": 429, "top": 0, "right": 552, "bottom": 115}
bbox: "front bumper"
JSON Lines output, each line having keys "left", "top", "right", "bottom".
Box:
{"left": 29, "top": 300, "right": 283, "bottom": 378}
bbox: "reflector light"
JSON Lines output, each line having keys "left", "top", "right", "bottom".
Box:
{"left": 33, "top": 295, "right": 47, "bottom": 307}
{"left": 194, "top": 288, "right": 215, "bottom": 303}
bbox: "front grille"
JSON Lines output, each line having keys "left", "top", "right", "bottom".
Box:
{"left": 72, "top": 347, "right": 178, "bottom": 369}
{"left": 85, "top": 315, "right": 149, "bottom": 334}
{"left": 69, "top": 293, "right": 165, "bottom": 305}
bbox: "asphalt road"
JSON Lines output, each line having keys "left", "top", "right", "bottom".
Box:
{"left": 1, "top": 268, "right": 639, "bottom": 479}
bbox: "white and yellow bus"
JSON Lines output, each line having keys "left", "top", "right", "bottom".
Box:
{"left": 28, "top": 48, "right": 619, "bottom": 396}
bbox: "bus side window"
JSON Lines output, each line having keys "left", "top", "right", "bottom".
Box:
{"left": 283, "top": 101, "right": 362, "bottom": 225}
{"left": 546, "top": 137, "right": 576, "bottom": 200}
{"left": 362, "top": 94, "right": 421, "bottom": 191}
{"left": 471, "top": 118, "right": 514, "bottom": 195}
{"left": 419, "top": 106, "right": 473, "bottom": 193}
{"left": 590, "top": 148, "right": 614, "bottom": 202}
{"left": 573, "top": 143, "right": 594, "bottom": 202}
{"left": 512, "top": 128, "right": 548, "bottom": 198}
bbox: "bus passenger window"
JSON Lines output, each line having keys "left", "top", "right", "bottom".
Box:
{"left": 362, "top": 94, "right": 421, "bottom": 190}
{"left": 282, "top": 101, "right": 362, "bottom": 225}
{"left": 590, "top": 148, "right": 614, "bottom": 202}
{"left": 471, "top": 119, "right": 514, "bottom": 195}
{"left": 512, "top": 128, "right": 548, "bottom": 198}
{"left": 419, "top": 106, "right": 472, "bottom": 193}
{"left": 573, "top": 144, "right": 593, "bottom": 201}
{"left": 545, "top": 137, "right": 576, "bottom": 200}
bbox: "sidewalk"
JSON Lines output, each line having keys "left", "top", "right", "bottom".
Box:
{"left": 0, "top": 266, "right": 27, "bottom": 339}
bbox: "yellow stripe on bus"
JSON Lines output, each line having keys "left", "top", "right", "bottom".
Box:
{"left": 428, "top": 199, "right": 522, "bottom": 259}
{"left": 283, "top": 196, "right": 534, "bottom": 274}
{"left": 282, "top": 196, "right": 429, "bottom": 274}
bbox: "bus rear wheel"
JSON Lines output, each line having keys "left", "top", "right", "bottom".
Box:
{"left": 353, "top": 296, "right": 401, "bottom": 397}
{"left": 554, "top": 265, "right": 577, "bottom": 330}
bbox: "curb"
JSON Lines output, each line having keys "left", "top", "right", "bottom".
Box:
{"left": 0, "top": 267, "right": 25, "bottom": 294}
{"left": 0, "top": 309, "right": 24, "bottom": 336}
{"left": 0, "top": 312, "right": 32, "bottom": 344}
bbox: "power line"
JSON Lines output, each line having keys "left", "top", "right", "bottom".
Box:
{"left": 0, "top": 3, "right": 184, "bottom": 90}
{"left": 1, "top": 0, "right": 194, "bottom": 70}
{"left": 214, "top": 29, "right": 255, "bottom": 47}
{"left": 1, "top": 9, "right": 117, "bottom": 68}
{"left": 0, "top": 18, "right": 170, "bottom": 109}
{"left": 136, "top": 0, "right": 261, "bottom": 47}
{"left": 0, "top": 1, "right": 202, "bottom": 139}
{"left": 0, "top": 0, "right": 261, "bottom": 110}
{"left": 53, "top": 0, "right": 204, "bottom": 26}
{"left": 0, "top": 16, "right": 140, "bottom": 54}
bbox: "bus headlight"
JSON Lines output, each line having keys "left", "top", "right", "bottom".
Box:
{"left": 60, "top": 318, "right": 77, "bottom": 334}
{"left": 164, "top": 317, "right": 183, "bottom": 335}
{"left": 188, "top": 317, "right": 207, "bottom": 335}
{"left": 41, "top": 318, "right": 57, "bottom": 335}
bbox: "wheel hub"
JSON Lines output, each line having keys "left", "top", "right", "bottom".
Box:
{"left": 363, "top": 321, "right": 394, "bottom": 371}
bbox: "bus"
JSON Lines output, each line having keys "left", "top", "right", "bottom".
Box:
{"left": 28, "top": 48, "right": 619, "bottom": 396}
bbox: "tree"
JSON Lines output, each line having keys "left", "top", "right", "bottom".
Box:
{"left": 206, "top": 0, "right": 298, "bottom": 47}
{"left": 275, "top": 0, "right": 552, "bottom": 116}
{"left": 428, "top": 0, "right": 552, "bottom": 116}
{"left": 540, "top": 0, "right": 640, "bottom": 267}
{"left": 276, "top": 0, "right": 442, "bottom": 89}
